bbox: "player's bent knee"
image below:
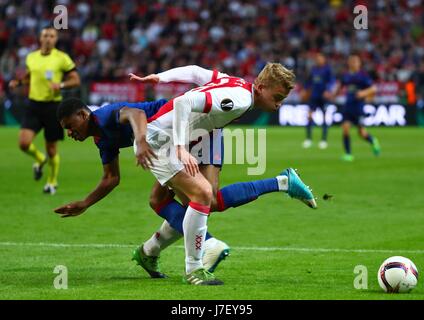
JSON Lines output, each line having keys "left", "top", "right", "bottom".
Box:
{"left": 149, "top": 186, "right": 173, "bottom": 211}
{"left": 193, "top": 184, "right": 213, "bottom": 205}
{"left": 149, "top": 196, "right": 158, "bottom": 210}
{"left": 46, "top": 144, "right": 57, "bottom": 158}
{"left": 149, "top": 194, "right": 166, "bottom": 211}
{"left": 209, "top": 197, "right": 218, "bottom": 212}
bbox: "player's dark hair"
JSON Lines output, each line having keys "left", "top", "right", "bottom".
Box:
{"left": 57, "top": 97, "right": 89, "bottom": 121}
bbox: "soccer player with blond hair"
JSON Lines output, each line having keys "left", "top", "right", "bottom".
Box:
{"left": 56, "top": 63, "right": 317, "bottom": 285}
{"left": 129, "top": 63, "right": 316, "bottom": 285}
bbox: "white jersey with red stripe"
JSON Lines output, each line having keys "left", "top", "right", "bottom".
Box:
{"left": 146, "top": 68, "right": 254, "bottom": 148}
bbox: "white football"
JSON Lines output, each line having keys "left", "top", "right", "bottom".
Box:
{"left": 378, "top": 256, "right": 419, "bottom": 293}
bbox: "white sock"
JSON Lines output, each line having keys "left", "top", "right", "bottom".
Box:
{"left": 183, "top": 203, "right": 209, "bottom": 274}
{"left": 143, "top": 221, "right": 182, "bottom": 256}
{"left": 276, "top": 175, "right": 288, "bottom": 191}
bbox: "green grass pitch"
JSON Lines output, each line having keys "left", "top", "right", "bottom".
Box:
{"left": 0, "top": 125, "right": 423, "bottom": 300}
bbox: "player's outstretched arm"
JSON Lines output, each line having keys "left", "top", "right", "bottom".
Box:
{"left": 129, "top": 65, "right": 214, "bottom": 86}
{"left": 119, "top": 107, "right": 157, "bottom": 169}
{"left": 128, "top": 73, "right": 160, "bottom": 84}
{"left": 54, "top": 158, "right": 120, "bottom": 217}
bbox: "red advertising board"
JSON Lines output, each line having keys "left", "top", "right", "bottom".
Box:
{"left": 89, "top": 82, "right": 145, "bottom": 104}
{"left": 88, "top": 82, "right": 194, "bottom": 104}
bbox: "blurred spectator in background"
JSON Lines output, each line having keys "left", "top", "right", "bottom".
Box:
{"left": 1, "top": 0, "right": 424, "bottom": 134}
{"left": 1, "top": 0, "right": 423, "bottom": 85}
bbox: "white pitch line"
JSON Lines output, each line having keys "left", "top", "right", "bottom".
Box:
{"left": 0, "top": 242, "right": 133, "bottom": 249}
{"left": 0, "top": 241, "right": 423, "bottom": 254}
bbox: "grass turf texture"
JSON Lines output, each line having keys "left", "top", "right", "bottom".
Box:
{"left": 0, "top": 126, "right": 423, "bottom": 300}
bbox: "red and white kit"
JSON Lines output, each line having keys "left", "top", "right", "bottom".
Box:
{"left": 136, "top": 65, "right": 254, "bottom": 185}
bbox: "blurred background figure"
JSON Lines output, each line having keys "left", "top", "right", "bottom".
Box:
{"left": 333, "top": 54, "right": 380, "bottom": 161}
{"left": 1, "top": 1, "right": 422, "bottom": 87}
{"left": 412, "top": 62, "right": 424, "bottom": 127}
{"left": 301, "top": 53, "right": 335, "bottom": 149}
{"left": 8, "top": 26, "right": 80, "bottom": 194}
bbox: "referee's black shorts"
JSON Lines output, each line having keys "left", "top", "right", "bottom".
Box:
{"left": 21, "top": 100, "right": 64, "bottom": 142}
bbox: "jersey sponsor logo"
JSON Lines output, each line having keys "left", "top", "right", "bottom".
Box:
{"left": 220, "top": 98, "right": 234, "bottom": 111}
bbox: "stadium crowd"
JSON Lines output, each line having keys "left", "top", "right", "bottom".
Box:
{"left": 1, "top": 0, "right": 423, "bottom": 88}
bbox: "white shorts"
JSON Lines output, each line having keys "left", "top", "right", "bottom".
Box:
{"left": 134, "top": 128, "right": 224, "bottom": 186}
{"left": 133, "top": 140, "right": 183, "bottom": 186}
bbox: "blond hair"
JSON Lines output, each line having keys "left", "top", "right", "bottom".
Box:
{"left": 255, "top": 62, "right": 296, "bottom": 92}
